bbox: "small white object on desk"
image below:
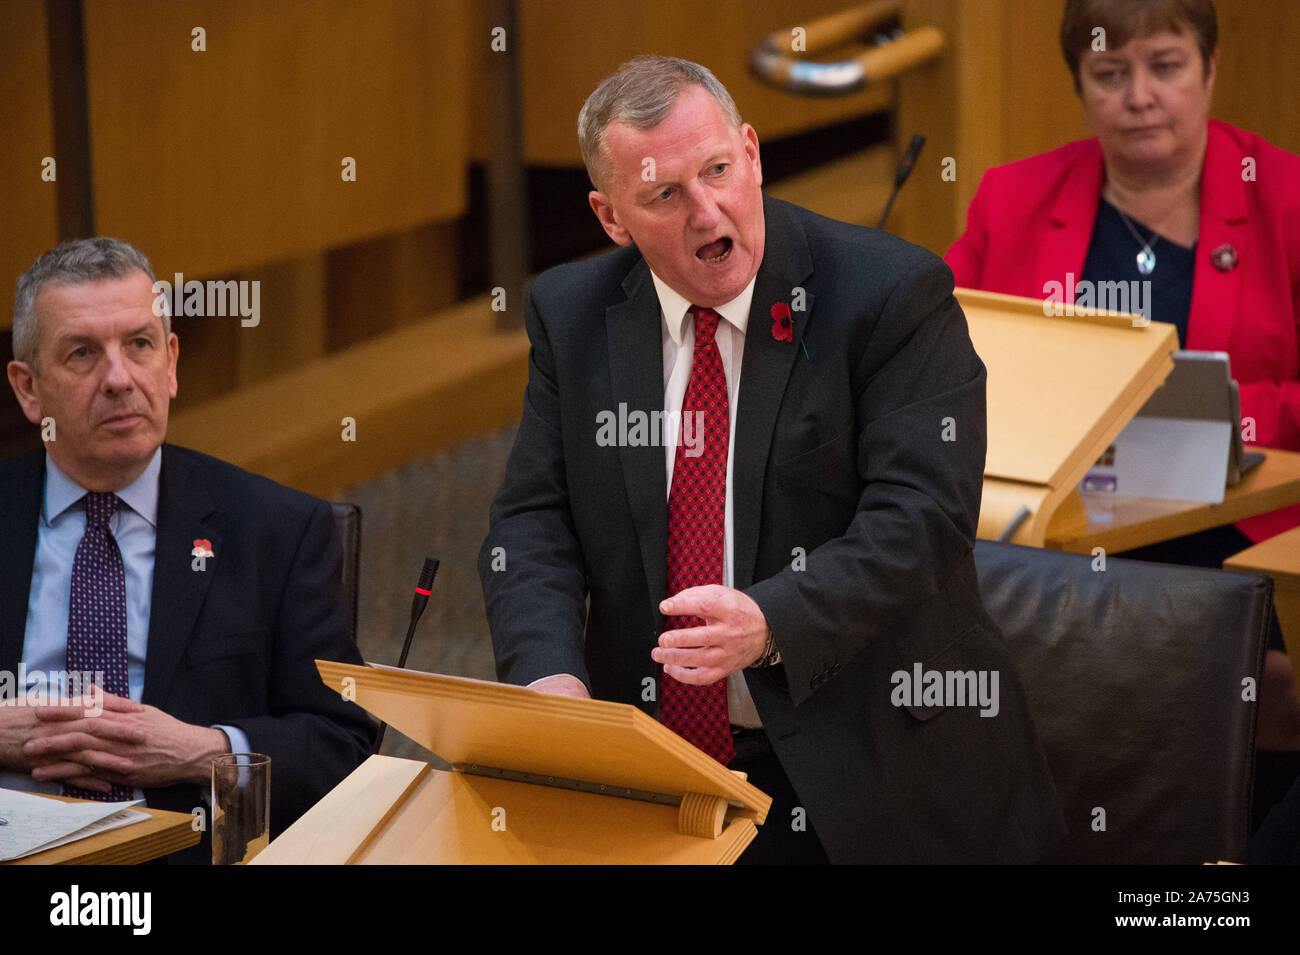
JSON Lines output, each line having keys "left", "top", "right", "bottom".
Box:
{"left": 0, "top": 788, "right": 148, "bottom": 861}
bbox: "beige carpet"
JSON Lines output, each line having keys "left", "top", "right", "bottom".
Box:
{"left": 333, "top": 423, "right": 517, "bottom": 763}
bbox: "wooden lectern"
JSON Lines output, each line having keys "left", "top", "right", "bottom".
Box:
{"left": 958, "top": 288, "right": 1179, "bottom": 546}
{"left": 252, "top": 662, "right": 772, "bottom": 864}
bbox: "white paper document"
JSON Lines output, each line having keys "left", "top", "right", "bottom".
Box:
{"left": 0, "top": 787, "right": 148, "bottom": 861}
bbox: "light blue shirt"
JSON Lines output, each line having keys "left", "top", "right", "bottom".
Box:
{"left": 0, "top": 449, "right": 248, "bottom": 797}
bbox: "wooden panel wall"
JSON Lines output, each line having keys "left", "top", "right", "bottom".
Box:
{"left": 1213, "top": 0, "right": 1300, "bottom": 152}
{"left": 9, "top": 0, "right": 1298, "bottom": 473}
{"left": 1, "top": 0, "right": 60, "bottom": 332}
{"left": 81, "top": 0, "right": 469, "bottom": 279}
{"left": 480, "top": 0, "right": 899, "bottom": 167}
{"left": 10, "top": 0, "right": 1297, "bottom": 328}
{"left": 896, "top": 0, "right": 1086, "bottom": 256}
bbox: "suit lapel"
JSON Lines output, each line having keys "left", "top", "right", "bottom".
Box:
{"left": 733, "top": 196, "right": 813, "bottom": 590}
{"left": 1187, "top": 123, "right": 1248, "bottom": 352}
{"left": 142, "top": 444, "right": 219, "bottom": 707}
{"left": 1035, "top": 142, "right": 1105, "bottom": 293}
{"left": 0, "top": 451, "right": 45, "bottom": 671}
{"left": 610, "top": 196, "right": 815, "bottom": 604}
{"left": 606, "top": 260, "right": 670, "bottom": 619}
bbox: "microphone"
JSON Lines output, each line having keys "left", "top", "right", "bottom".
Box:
{"left": 372, "top": 557, "right": 440, "bottom": 754}
{"left": 875, "top": 134, "right": 926, "bottom": 231}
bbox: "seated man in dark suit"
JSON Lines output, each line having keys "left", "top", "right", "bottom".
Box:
{"left": 0, "top": 237, "right": 373, "bottom": 862}
{"left": 480, "top": 56, "right": 1063, "bottom": 863}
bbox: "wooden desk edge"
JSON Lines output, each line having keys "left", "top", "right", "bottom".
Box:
{"left": 4, "top": 797, "right": 199, "bottom": 866}
{"left": 1045, "top": 448, "right": 1300, "bottom": 553}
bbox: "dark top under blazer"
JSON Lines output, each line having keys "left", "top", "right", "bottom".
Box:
{"left": 479, "top": 193, "right": 1064, "bottom": 863}
{"left": 0, "top": 443, "right": 374, "bottom": 863}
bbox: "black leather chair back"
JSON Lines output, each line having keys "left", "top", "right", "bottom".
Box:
{"left": 974, "top": 540, "right": 1272, "bottom": 863}
{"left": 330, "top": 502, "right": 362, "bottom": 644}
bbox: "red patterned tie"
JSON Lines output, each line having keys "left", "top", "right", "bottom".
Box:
{"left": 660, "top": 305, "right": 735, "bottom": 764}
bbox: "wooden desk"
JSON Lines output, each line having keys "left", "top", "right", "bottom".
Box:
{"left": 255, "top": 666, "right": 772, "bottom": 865}
{"left": 1225, "top": 524, "right": 1300, "bottom": 694}
{"left": 2, "top": 793, "right": 199, "bottom": 865}
{"left": 255, "top": 755, "right": 760, "bottom": 865}
{"left": 1045, "top": 447, "right": 1300, "bottom": 554}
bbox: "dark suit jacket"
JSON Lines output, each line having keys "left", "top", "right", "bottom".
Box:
{"left": 479, "top": 194, "right": 1064, "bottom": 863}
{"left": 0, "top": 443, "right": 374, "bottom": 863}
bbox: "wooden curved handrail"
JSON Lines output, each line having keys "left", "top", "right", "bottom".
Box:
{"left": 749, "top": 0, "right": 945, "bottom": 96}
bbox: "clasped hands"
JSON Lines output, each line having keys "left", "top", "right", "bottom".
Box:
{"left": 0, "top": 690, "right": 230, "bottom": 792}
{"left": 532, "top": 585, "right": 770, "bottom": 699}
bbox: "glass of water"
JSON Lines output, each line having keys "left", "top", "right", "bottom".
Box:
{"left": 211, "top": 753, "right": 271, "bottom": 865}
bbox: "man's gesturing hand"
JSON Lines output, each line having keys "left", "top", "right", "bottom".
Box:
{"left": 654, "top": 585, "right": 771, "bottom": 684}
{"left": 24, "top": 690, "right": 231, "bottom": 790}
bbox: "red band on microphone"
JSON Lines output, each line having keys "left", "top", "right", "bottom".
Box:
{"left": 414, "top": 587, "right": 432, "bottom": 596}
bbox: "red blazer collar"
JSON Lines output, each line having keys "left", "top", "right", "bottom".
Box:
{"left": 1199, "top": 119, "right": 1249, "bottom": 224}
{"left": 1050, "top": 138, "right": 1105, "bottom": 227}
{"left": 1035, "top": 138, "right": 1105, "bottom": 287}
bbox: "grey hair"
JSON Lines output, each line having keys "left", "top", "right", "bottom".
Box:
{"left": 578, "top": 56, "right": 743, "bottom": 193}
{"left": 12, "top": 236, "right": 166, "bottom": 369}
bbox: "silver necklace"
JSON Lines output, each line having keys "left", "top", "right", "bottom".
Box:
{"left": 1115, "top": 206, "right": 1160, "bottom": 274}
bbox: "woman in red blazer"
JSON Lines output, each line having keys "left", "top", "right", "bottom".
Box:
{"left": 946, "top": 3, "right": 1300, "bottom": 545}
{"left": 946, "top": 0, "right": 1300, "bottom": 841}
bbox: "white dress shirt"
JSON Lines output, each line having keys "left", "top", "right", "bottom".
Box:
{"left": 529, "top": 272, "right": 766, "bottom": 728}
{"left": 650, "top": 270, "right": 763, "bottom": 728}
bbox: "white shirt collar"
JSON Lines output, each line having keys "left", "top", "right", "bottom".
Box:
{"left": 650, "top": 270, "right": 758, "bottom": 345}
{"left": 43, "top": 446, "right": 163, "bottom": 528}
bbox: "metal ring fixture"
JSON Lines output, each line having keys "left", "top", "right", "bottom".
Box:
{"left": 749, "top": 0, "right": 945, "bottom": 97}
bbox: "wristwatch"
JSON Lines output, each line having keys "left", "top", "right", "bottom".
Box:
{"left": 748, "top": 629, "right": 781, "bottom": 668}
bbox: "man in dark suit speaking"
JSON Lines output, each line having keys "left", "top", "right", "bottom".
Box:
{"left": 479, "top": 56, "right": 1063, "bottom": 863}
{"left": 0, "top": 237, "right": 372, "bottom": 862}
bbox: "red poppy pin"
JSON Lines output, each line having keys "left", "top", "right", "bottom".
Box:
{"left": 770, "top": 302, "right": 793, "bottom": 342}
{"left": 192, "top": 539, "right": 214, "bottom": 558}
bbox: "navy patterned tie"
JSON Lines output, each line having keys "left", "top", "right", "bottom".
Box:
{"left": 64, "top": 492, "right": 134, "bottom": 802}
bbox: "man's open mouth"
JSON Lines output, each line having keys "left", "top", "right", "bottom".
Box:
{"left": 696, "top": 237, "right": 732, "bottom": 263}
